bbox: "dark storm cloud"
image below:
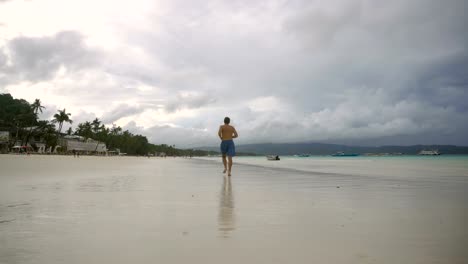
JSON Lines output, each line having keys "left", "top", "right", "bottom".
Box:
{"left": 408, "top": 53, "right": 468, "bottom": 111}
{"left": 278, "top": 0, "right": 468, "bottom": 145}
{"left": 4, "top": 31, "right": 101, "bottom": 82}
{"left": 279, "top": 1, "right": 468, "bottom": 98}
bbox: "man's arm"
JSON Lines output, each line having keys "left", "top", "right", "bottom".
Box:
{"left": 232, "top": 127, "right": 238, "bottom": 138}
{"left": 218, "top": 126, "right": 223, "bottom": 140}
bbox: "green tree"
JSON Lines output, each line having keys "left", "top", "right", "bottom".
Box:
{"left": 90, "top": 118, "right": 109, "bottom": 152}
{"left": 25, "top": 99, "right": 45, "bottom": 145}
{"left": 0, "top": 94, "right": 35, "bottom": 145}
{"left": 31, "top": 99, "right": 45, "bottom": 117}
{"left": 91, "top": 118, "right": 102, "bottom": 134}
{"left": 52, "top": 108, "right": 73, "bottom": 135}
{"left": 75, "top": 121, "right": 93, "bottom": 139}
{"left": 36, "top": 120, "right": 57, "bottom": 147}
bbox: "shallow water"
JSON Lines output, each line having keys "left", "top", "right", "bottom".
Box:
{"left": 200, "top": 155, "right": 468, "bottom": 180}
{"left": 1, "top": 155, "right": 467, "bottom": 263}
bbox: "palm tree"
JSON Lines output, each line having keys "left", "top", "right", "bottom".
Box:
{"left": 26, "top": 99, "right": 45, "bottom": 146}
{"left": 52, "top": 108, "right": 72, "bottom": 136}
{"left": 31, "top": 99, "right": 45, "bottom": 117}
{"left": 52, "top": 109, "right": 72, "bottom": 150}
{"left": 91, "top": 118, "right": 102, "bottom": 134}
{"left": 91, "top": 118, "right": 104, "bottom": 153}
{"left": 107, "top": 124, "right": 122, "bottom": 150}
{"left": 75, "top": 121, "right": 93, "bottom": 139}
{"left": 110, "top": 124, "right": 122, "bottom": 135}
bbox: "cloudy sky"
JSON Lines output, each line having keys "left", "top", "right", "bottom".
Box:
{"left": 1, "top": 0, "right": 467, "bottom": 147}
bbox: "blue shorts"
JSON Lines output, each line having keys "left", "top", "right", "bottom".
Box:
{"left": 220, "top": 140, "right": 236, "bottom": 157}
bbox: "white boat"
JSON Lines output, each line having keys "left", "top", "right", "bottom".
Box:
{"left": 418, "top": 150, "right": 440, "bottom": 155}
{"left": 266, "top": 155, "right": 280, "bottom": 161}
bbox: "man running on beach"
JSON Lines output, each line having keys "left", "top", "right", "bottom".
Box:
{"left": 218, "top": 117, "right": 238, "bottom": 176}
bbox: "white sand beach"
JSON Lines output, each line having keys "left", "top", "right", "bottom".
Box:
{"left": 1, "top": 155, "right": 467, "bottom": 264}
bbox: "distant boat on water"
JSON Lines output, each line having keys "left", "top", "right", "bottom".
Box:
{"left": 295, "top": 154, "right": 310, "bottom": 157}
{"left": 418, "top": 150, "right": 441, "bottom": 155}
{"left": 331, "top": 152, "right": 359, "bottom": 157}
{"left": 266, "top": 155, "right": 280, "bottom": 161}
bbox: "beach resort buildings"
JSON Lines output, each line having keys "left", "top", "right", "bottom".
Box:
{"left": 58, "top": 135, "right": 107, "bottom": 155}
{"left": 0, "top": 130, "right": 108, "bottom": 155}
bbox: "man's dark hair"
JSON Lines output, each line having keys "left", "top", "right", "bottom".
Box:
{"left": 224, "top": 117, "right": 230, "bottom": 124}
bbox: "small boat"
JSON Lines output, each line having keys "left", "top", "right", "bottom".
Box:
{"left": 266, "top": 155, "right": 280, "bottom": 161}
{"left": 418, "top": 150, "right": 440, "bottom": 155}
{"left": 296, "top": 154, "right": 310, "bottom": 157}
{"left": 331, "top": 152, "right": 359, "bottom": 157}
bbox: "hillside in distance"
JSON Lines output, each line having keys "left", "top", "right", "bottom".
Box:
{"left": 197, "top": 143, "right": 468, "bottom": 155}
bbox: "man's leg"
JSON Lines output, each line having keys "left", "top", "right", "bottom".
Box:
{"left": 227, "top": 156, "right": 233, "bottom": 176}
{"left": 222, "top": 154, "right": 227, "bottom": 173}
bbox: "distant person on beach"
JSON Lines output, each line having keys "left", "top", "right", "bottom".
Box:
{"left": 218, "top": 117, "right": 238, "bottom": 176}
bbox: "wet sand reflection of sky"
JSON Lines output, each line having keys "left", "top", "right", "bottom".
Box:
{"left": 218, "top": 177, "right": 235, "bottom": 238}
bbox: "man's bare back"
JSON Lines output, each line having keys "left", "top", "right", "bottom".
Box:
{"left": 218, "top": 124, "right": 238, "bottom": 140}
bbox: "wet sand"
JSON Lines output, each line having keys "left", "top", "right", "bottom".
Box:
{"left": 1, "top": 155, "right": 467, "bottom": 264}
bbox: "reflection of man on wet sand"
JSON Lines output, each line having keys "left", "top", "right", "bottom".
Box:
{"left": 218, "top": 177, "right": 235, "bottom": 237}
{"left": 218, "top": 117, "right": 238, "bottom": 176}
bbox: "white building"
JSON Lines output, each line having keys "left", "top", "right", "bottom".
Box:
{"left": 59, "top": 135, "right": 107, "bottom": 154}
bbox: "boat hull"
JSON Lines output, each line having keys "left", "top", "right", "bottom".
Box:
{"left": 266, "top": 155, "right": 280, "bottom": 160}
{"left": 331, "top": 153, "right": 359, "bottom": 157}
